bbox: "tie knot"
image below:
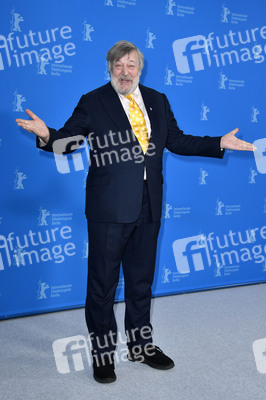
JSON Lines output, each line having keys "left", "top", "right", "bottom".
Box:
{"left": 126, "top": 94, "right": 134, "bottom": 101}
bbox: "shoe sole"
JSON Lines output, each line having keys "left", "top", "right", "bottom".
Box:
{"left": 128, "top": 357, "right": 175, "bottom": 370}
{"left": 93, "top": 374, "right": 117, "bottom": 384}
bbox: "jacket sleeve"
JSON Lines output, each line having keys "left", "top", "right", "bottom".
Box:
{"left": 164, "top": 94, "right": 225, "bottom": 159}
{"left": 36, "top": 95, "right": 90, "bottom": 154}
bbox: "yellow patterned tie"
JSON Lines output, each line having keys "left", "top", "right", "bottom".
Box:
{"left": 126, "top": 94, "right": 149, "bottom": 153}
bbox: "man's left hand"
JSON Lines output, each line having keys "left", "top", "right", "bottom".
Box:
{"left": 220, "top": 128, "right": 256, "bottom": 151}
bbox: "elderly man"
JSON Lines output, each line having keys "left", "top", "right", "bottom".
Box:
{"left": 16, "top": 40, "right": 255, "bottom": 384}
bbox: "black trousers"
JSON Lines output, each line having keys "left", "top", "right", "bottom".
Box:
{"left": 85, "top": 182, "right": 161, "bottom": 358}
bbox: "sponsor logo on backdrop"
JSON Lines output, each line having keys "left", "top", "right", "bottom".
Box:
{"left": 165, "top": 1, "right": 195, "bottom": 17}
{"left": 82, "top": 240, "right": 88, "bottom": 259}
{"left": 173, "top": 26, "right": 266, "bottom": 74}
{"left": 200, "top": 103, "right": 210, "bottom": 121}
{"left": 251, "top": 106, "right": 260, "bottom": 123}
{"left": 104, "top": 61, "right": 110, "bottom": 81}
{"left": 253, "top": 138, "right": 266, "bottom": 174}
{"left": 164, "top": 66, "right": 193, "bottom": 87}
{"left": 37, "top": 55, "right": 49, "bottom": 75}
{"left": 199, "top": 168, "right": 208, "bottom": 185}
{"left": 13, "top": 89, "right": 26, "bottom": 112}
{"left": 218, "top": 71, "right": 245, "bottom": 90}
{"left": 253, "top": 338, "right": 266, "bottom": 374}
{"left": 215, "top": 199, "right": 241, "bottom": 216}
{"left": 161, "top": 265, "right": 172, "bottom": 283}
{"left": 104, "top": 0, "right": 137, "bottom": 8}
{"left": 10, "top": 8, "right": 24, "bottom": 32}
{"left": 0, "top": 10, "right": 76, "bottom": 75}
{"left": 82, "top": 20, "right": 94, "bottom": 42}
{"left": 173, "top": 226, "right": 266, "bottom": 276}
{"left": 264, "top": 197, "right": 266, "bottom": 214}
{"left": 221, "top": 4, "right": 248, "bottom": 25}
{"left": 0, "top": 225, "right": 76, "bottom": 270}
{"left": 248, "top": 168, "right": 258, "bottom": 184}
{"left": 37, "top": 279, "right": 49, "bottom": 299}
{"left": 13, "top": 168, "right": 27, "bottom": 189}
{"left": 162, "top": 202, "right": 191, "bottom": 219}
{"left": 38, "top": 206, "right": 73, "bottom": 226}
{"left": 37, "top": 279, "right": 72, "bottom": 300}
{"left": 145, "top": 28, "right": 156, "bottom": 49}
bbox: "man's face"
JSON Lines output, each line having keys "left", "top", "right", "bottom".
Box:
{"left": 110, "top": 50, "right": 141, "bottom": 95}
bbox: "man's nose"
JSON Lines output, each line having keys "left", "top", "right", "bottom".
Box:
{"left": 121, "top": 65, "right": 128, "bottom": 75}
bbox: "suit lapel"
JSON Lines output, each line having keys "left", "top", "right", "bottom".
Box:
{"left": 139, "top": 84, "right": 161, "bottom": 151}
{"left": 99, "top": 82, "right": 131, "bottom": 132}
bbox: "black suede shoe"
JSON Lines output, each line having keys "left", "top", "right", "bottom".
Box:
{"left": 128, "top": 344, "right": 175, "bottom": 370}
{"left": 93, "top": 357, "right": 116, "bottom": 384}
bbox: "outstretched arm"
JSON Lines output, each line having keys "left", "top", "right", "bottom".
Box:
{"left": 220, "top": 128, "right": 256, "bottom": 151}
{"left": 16, "top": 109, "right": 50, "bottom": 144}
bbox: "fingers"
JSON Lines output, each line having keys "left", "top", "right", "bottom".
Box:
{"left": 229, "top": 127, "right": 239, "bottom": 136}
{"left": 25, "top": 109, "right": 38, "bottom": 120}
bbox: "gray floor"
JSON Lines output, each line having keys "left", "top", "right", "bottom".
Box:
{"left": 1, "top": 284, "right": 266, "bottom": 400}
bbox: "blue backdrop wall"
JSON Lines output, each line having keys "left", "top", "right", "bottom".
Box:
{"left": 1, "top": 0, "right": 265, "bottom": 319}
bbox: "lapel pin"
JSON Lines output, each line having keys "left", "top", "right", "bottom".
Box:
{"left": 150, "top": 107, "right": 152, "bottom": 110}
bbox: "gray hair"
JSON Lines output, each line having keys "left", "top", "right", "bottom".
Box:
{"left": 106, "top": 40, "right": 144, "bottom": 73}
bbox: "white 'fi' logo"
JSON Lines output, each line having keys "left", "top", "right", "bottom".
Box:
{"left": 172, "top": 35, "right": 211, "bottom": 74}
{"left": 53, "top": 335, "right": 91, "bottom": 374}
{"left": 172, "top": 235, "right": 211, "bottom": 274}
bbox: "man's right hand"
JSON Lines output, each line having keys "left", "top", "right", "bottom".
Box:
{"left": 16, "top": 109, "right": 50, "bottom": 144}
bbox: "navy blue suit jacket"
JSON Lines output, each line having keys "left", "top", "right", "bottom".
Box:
{"left": 38, "top": 82, "right": 224, "bottom": 223}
